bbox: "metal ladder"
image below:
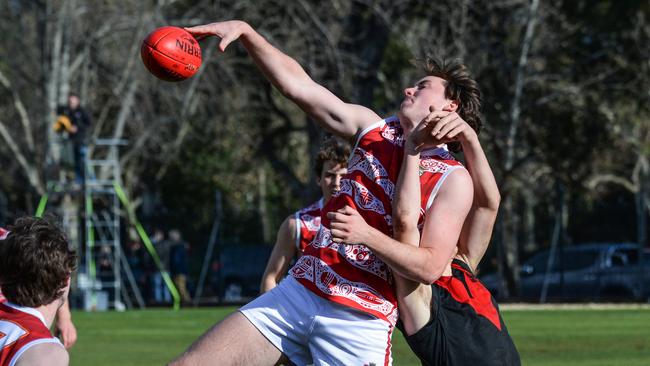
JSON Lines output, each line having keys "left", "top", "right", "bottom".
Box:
{"left": 83, "top": 139, "right": 144, "bottom": 310}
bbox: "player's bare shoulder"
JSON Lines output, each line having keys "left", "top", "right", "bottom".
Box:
{"left": 15, "top": 342, "right": 68, "bottom": 366}
{"left": 347, "top": 103, "right": 382, "bottom": 137}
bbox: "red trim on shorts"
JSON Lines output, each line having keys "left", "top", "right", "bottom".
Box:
{"left": 384, "top": 326, "right": 393, "bottom": 366}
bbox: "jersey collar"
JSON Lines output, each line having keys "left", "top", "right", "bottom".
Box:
{"left": 3, "top": 302, "right": 48, "bottom": 327}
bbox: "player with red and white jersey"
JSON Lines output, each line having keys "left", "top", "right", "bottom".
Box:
{"left": 0, "top": 217, "right": 76, "bottom": 366}
{"left": 0, "top": 227, "right": 77, "bottom": 350}
{"left": 260, "top": 138, "right": 350, "bottom": 293}
{"left": 172, "top": 21, "right": 474, "bottom": 366}
{"left": 329, "top": 103, "right": 520, "bottom": 365}
{"left": 0, "top": 302, "right": 63, "bottom": 366}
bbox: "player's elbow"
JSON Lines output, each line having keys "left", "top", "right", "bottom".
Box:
{"left": 417, "top": 253, "right": 450, "bottom": 285}
{"left": 419, "top": 266, "right": 446, "bottom": 285}
{"left": 409, "top": 261, "right": 446, "bottom": 285}
{"left": 278, "top": 77, "right": 313, "bottom": 101}
{"left": 486, "top": 191, "right": 501, "bottom": 212}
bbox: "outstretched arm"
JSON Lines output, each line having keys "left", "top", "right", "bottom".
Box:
{"left": 185, "top": 21, "right": 379, "bottom": 140}
{"left": 259, "top": 216, "right": 297, "bottom": 293}
{"left": 427, "top": 113, "right": 501, "bottom": 272}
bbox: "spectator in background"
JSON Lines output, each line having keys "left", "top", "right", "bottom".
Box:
{"left": 58, "top": 93, "right": 91, "bottom": 184}
{"left": 169, "top": 229, "right": 192, "bottom": 304}
{"left": 126, "top": 239, "right": 147, "bottom": 294}
{"left": 150, "top": 228, "right": 172, "bottom": 303}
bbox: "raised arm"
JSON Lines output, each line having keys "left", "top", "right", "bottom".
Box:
{"left": 428, "top": 113, "right": 501, "bottom": 272}
{"left": 259, "top": 216, "right": 297, "bottom": 293}
{"left": 185, "top": 21, "right": 379, "bottom": 140}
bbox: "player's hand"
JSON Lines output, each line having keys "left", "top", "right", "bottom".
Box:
{"left": 56, "top": 316, "right": 77, "bottom": 349}
{"left": 184, "top": 20, "right": 251, "bottom": 52}
{"left": 406, "top": 110, "right": 449, "bottom": 152}
{"left": 327, "top": 206, "right": 371, "bottom": 245}
{"left": 429, "top": 112, "right": 477, "bottom": 144}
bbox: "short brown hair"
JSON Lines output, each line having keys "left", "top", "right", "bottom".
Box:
{"left": 0, "top": 217, "right": 77, "bottom": 307}
{"left": 422, "top": 57, "right": 483, "bottom": 152}
{"left": 314, "top": 137, "right": 351, "bottom": 177}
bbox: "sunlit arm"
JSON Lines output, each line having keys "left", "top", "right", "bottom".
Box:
{"left": 259, "top": 217, "right": 297, "bottom": 293}
{"left": 456, "top": 132, "right": 501, "bottom": 272}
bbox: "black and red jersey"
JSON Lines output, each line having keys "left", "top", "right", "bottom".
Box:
{"left": 399, "top": 259, "right": 520, "bottom": 366}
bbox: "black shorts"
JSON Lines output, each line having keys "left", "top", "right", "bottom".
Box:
{"left": 399, "top": 260, "right": 520, "bottom": 366}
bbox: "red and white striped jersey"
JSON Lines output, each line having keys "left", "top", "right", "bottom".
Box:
{"left": 294, "top": 199, "right": 323, "bottom": 253}
{"left": 290, "top": 116, "right": 465, "bottom": 325}
{"left": 0, "top": 302, "right": 63, "bottom": 366}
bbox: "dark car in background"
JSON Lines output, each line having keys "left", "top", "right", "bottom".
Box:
{"left": 481, "top": 243, "right": 650, "bottom": 302}
{"left": 213, "top": 244, "right": 273, "bottom": 302}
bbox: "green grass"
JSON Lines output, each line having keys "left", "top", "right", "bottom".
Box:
{"left": 68, "top": 307, "right": 650, "bottom": 365}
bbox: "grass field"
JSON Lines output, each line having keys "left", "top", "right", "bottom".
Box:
{"left": 69, "top": 306, "right": 650, "bottom": 365}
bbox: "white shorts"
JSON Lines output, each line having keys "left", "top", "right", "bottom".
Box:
{"left": 240, "top": 277, "right": 393, "bottom": 366}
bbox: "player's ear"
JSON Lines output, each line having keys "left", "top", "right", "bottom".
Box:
{"left": 443, "top": 100, "right": 459, "bottom": 112}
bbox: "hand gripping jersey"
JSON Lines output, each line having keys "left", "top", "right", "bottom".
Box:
{"left": 294, "top": 199, "right": 323, "bottom": 253}
{"left": 0, "top": 302, "right": 63, "bottom": 366}
{"left": 291, "top": 116, "right": 465, "bottom": 325}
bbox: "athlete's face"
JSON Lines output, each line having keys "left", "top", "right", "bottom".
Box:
{"left": 68, "top": 95, "right": 80, "bottom": 110}
{"left": 398, "top": 76, "right": 457, "bottom": 131}
{"left": 317, "top": 161, "right": 347, "bottom": 203}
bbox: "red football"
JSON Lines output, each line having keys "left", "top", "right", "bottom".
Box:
{"left": 141, "top": 26, "right": 202, "bottom": 82}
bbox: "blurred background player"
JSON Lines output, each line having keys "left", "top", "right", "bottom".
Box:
{"left": 259, "top": 137, "right": 350, "bottom": 293}
{"left": 0, "top": 228, "right": 78, "bottom": 350}
{"left": 0, "top": 216, "right": 77, "bottom": 366}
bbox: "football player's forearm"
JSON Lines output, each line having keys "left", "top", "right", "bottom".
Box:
{"left": 240, "top": 27, "right": 313, "bottom": 99}
{"left": 393, "top": 147, "right": 422, "bottom": 246}
{"left": 363, "top": 227, "right": 445, "bottom": 284}
{"left": 461, "top": 134, "right": 500, "bottom": 211}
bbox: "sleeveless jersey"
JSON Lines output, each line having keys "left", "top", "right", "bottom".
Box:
{"left": 290, "top": 116, "right": 465, "bottom": 325}
{"left": 294, "top": 198, "right": 323, "bottom": 253}
{"left": 0, "top": 302, "right": 63, "bottom": 366}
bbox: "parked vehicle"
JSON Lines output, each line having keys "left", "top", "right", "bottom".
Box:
{"left": 213, "top": 244, "right": 272, "bottom": 302}
{"left": 481, "top": 243, "right": 650, "bottom": 302}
